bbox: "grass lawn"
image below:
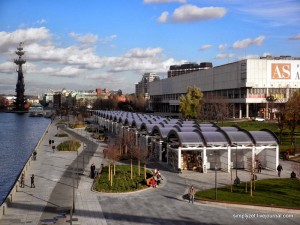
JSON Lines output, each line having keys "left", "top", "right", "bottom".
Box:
{"left": 93, "top": 164, "right": 153, "bottom": 193}
{"left": 196, "top": 179, "right": 300, "bottom": 209}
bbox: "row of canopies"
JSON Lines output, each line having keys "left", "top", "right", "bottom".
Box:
{"left": 92, "top": 110, "right": 279, "bottom": 172}
{"left": 93, "top": 110, "right": 279, "bottom": 148}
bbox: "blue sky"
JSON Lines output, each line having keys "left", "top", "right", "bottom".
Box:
{"left": 0, "top": 0, "right": 300, "bottom": 95}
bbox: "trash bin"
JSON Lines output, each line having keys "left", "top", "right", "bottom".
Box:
{"left": 136, "top": 182, "right": 139, "bottom": 189}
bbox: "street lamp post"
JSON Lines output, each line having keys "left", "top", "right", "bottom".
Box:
{"left": 76, "top": 149, "right": 79, "bottom": 188}
{"left": 72, "top": 166, "right": 75, "bottom": 213}
{"left": 214, "top": 150, "right": 217, "bottom": 200}
{"left": 230, "top": 164, "right": 233, "bottom": 192}
{"left": 234, "top": 144, "right": 240, "bottom": 184}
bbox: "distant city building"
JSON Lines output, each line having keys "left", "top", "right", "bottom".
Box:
{"left": 53, "top": 92, "right": 62, "bottom": 109}
{"left": 135, "top": 72, "right": 160, "bottom": 99}
{"left": 75, "top": 90, "right": 97, "bottom": 109}
{"left": 167, "top": 62, "right": 212, "bottom": 78}
{"left": 149, "top": 57, "right": 300, "bottom": 119}
{"left": 43, "top": 91, "right": 54, "bottom": 106}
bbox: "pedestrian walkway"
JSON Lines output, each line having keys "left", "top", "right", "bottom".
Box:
{"left": 0, "top": 118, "right": 299, "bottom": 225}
{"left": 0, "top": 119, "right": 108, "bottom": 225}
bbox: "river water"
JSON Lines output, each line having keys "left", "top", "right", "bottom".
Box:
{"left": 0, "top": 113, "right": 50, "bottom": 205}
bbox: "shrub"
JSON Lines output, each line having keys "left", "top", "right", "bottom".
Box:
{"left": 57, "top": 140, "right": 81, "bottom": 151}
{"left": 55, "top": 132, "right": 68, "bottom": 137}
{"left": 92, "top": 133, "right": 108, "bottom": 141}
{"left": 69, "top": 122, "right": 85, "bottom": 129}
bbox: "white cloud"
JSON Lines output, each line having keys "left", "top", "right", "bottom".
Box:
{"left": 199, "top": 44, "right": 212, "bottom": 51}
{"left": 36, "top": 19, "right": 47, "bottom": 25}
{"left": 99, "top": 35, "right": 117, "bottom": 44}
{"left": 0, "top": 61, "right": 15, "bottom": 73}
{"left": 215, "top": 53, "right": 234, "bottom": 59}
{"left": 0, "top": 27, "right": 186, "bottom": 94}
{"left": 157, "top": 12, "right": 169, "bottom": 23}
{"left": 262, "top": 52, "right": 272, "bottom": 57}
{"left": 125, "top": 47, "right": 163, "bottom": 58}
{"left": 144, "top": 0, "right": 186, "bottom": 3}
{"left": 237, "top": 54, "right": 260, "bottom": 60}
{"left": 232, "top": 36, "right": 266, "bottom": 49}
{"left": 69, "top": 32, "right": 98, "bottom": 46}
{"left": 218, "top": 44, "right": 227, "bottom": 50}
{"left": 0, "top": 27, "right": 51, "bottom": 53}
{"left": 289, "top": 34, "right": 300, "bottom": 40}
{"left": 158, "top": 4, "right": 227, "bottom": 23}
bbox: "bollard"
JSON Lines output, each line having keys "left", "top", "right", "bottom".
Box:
{"left": 136, "top": 182, "right": 139, "bottom": 189}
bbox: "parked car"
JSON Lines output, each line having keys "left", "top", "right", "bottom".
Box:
{"left": 254, "top": 117, "right": 265, "bottom": 122}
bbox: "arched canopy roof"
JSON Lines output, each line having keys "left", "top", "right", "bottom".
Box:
{"left": 224, "top": 131, "right": 254, "bottom": 145}
{"left": 181, "top": 120, "right": 198, "bottom": 125}
{"left": 94, "top": 110, "right": 279, "bottom": 148}
{"left": 201, "top": 131, "right": 229, "bottom": 147}
{"left": 200, "top": 127, "right": 219, "bottom": 132}
{"left": 199, "top": 123, "right": 215, "bottom": 127}
{"left": 140, "top": 123, "right": 157, "bottom": 134}
{"left": 167, "top": 130, "right": 204, "bottom": 147}
{"left": 131, "top": 120, "right": 146, "bottom": 130}
{"left": 220, "top": 127, "right": 239, "bottom": 132}
{"left": 151, "top": 126, "right": 180, "bottom": 140}
{"left": 249, "top": 130, "right": 279, "bottom": 145}
{"left": 177, "top": 127, "right": 201, "bottom": 132}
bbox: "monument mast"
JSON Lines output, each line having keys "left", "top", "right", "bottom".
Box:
{"left": 14, "top": 42, "right": 26, "bottom": 111}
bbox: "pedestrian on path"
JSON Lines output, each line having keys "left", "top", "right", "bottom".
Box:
{"left": 49, "top": 139, "right": 51, "bottom": 147}
{"left": 189, "top": 185, "right": 196, "bottom": 204}
{"left": 33, "top": 151, "right": 37, "bottom": 160}
{"left": 31, "top": 174, "right": 35, "bottom": 188}
{"left": 20, "top": 173, "right": 25, "bottom": 188}
{"left": 277, "top": 164, "right": 283, "bottom": 177}
{"left": 257, "top": 161, "right": 262, "bottom": 173}
{"left": 90, "top": 163, "right": 96, "bottom": 179}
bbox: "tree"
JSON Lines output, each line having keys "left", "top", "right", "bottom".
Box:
{"left": 104, "top": 141, "right": 121, "bottom": 186}
{"left": 285, "top": 90, "right": 300, "bottom": 154}
{"left": 275, "top": 104, "right": 286, "bottom": 144}
{"left": 179, "top": 86, "right": 204, "bottom": 119}
{"left": 133, "top": 143, "right": 149, "bottom": 178}
{"left": 201, "top": 95, "right": 231, "bottom": 124}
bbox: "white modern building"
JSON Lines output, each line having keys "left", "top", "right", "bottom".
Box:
{"left": 149, "top": 57, "right": 300, "bottom": 119}
{"left": 135, "top": 72, "right": 160, "bottom": 99}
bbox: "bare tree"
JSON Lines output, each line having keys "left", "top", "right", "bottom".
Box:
{"left": 285, "top": 90, "right": 300, "bottom": 155}
{"left": 105, "top": 141, "right": 121, "bottom": 185}
{"left": 201, "top": 95, "right": 231, "bottom": 123}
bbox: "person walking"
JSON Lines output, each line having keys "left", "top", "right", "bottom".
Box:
{"left": 31, "top": 174, "right": 35, "bottom": 188}
{"left": 90, "top": 163, "right": 96, "bottom": 179}
{"left": 20, "top": 173, "right": 25, "bottom": 188}
{"left": 257, "top": 161, "right": 262, "bottom": 173}
{"left": 189, "top": 185, "right": 196, "bottom": 204}
{"left": 33, "top": 151, "right": 37, "bottom": 160}
{"left": 277, "top": 164, "right": 283, "bottom": 177}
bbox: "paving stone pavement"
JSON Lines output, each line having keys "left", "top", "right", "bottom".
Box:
{"left": 0, "top": 118, "right": 299, "bottom": 225}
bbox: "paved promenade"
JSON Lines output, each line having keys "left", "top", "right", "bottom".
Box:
{"left": 0, "top": 118, "right": 299, "bottom": 225}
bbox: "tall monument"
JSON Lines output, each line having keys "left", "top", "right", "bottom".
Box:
{"left": 14, "top": 42, "right": 26, "bottom": 111}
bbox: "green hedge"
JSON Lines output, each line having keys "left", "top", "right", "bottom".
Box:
{"left": 57, "top": 140, "right": 81, "bottom": 151}
{"left": 55, "top": 132, "right": 68, "bottom": 137}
